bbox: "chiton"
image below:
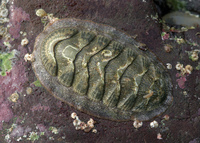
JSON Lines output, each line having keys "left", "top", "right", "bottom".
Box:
{"left": 32, "top": 18, "right": 173, "bottom": 121}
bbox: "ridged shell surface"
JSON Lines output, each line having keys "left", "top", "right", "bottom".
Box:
{"left": 32, "top": 18, "right": 173, "bottom": 121}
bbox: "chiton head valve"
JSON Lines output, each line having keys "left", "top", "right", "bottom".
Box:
{"left": 31, "top": 9, "right": 173, "bottom": 122}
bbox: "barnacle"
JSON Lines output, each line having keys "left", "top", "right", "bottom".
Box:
{"left": 164, "top": 44, "right": 173, "bottom": 53}
{"left": 21, "top": 37, "right": 29, "bottom": 46}
{"left": 166, "top": 63, "right": 172, "bottom": 69}
{"left": 150, "top": 120, "right": 159, "bottom": 128}
{"left": 36, "top": 9, "right": 47, "bottom": 17}
{"left": 24, "top": 53, "right": 34, "bottom": 62}
{"left": 9, "top": 92, "right": 19, "bottom": 102}
{"left": 0, "top": 8, "right": 8, "bottom": 18}
{"left": 26, "top": 87, "right": 33, "bottom": 95}
{"left": 176, "top": 62, "right": 183, "bottom": 70}
{"left": 133, "top": 120, "right": 143, "bottom": 128}
{"left": 71, "top": 113, "right": 96, "bottom": 132}
{"left": 71, "top": 112, "right": 77, "bottom": 119}
{"left": 185, "top": 65, "right": 193, "bottom": 74}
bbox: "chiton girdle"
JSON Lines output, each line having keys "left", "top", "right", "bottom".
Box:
{"left": 32, "top": 18, "right": 173, "bottom": 121}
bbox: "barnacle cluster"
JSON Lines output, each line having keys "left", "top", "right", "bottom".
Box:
{"left": 35, "top": 9, "right": 58, "bottom": 26}
{"left": 0, "top": 0, "right": 12, "bottom": 47}
{"left": 0, "top": 0, "right": 9, "bottom": 23}
{"left": 176, "top": 62, "right": 193, "bottom": 75}
{"left": 71, "top": 112, "right": 97, "bottom": 133}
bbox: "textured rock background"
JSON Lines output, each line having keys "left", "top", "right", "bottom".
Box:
{"left": 0, "top": 0, "right": 200, "bottom": 142}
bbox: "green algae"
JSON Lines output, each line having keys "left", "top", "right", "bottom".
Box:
{"left": 32, "top": 79, "right": 42, "bottom": 87}
{"left": 0, "top": 50, "right": 16, "bottom": 76}
{"left": 167, "top": 0, "right": 186, "bottom": 11}
{"left": 196, "top": 62, "right": 200, "bottom": 70}
{"left": 27, "top": 132, "right": 39, "bottom": 141}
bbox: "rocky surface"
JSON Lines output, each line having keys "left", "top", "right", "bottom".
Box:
{"left": 0, "top": 0, "right": 199, "bottom": 142}
{"left": 154, "top": 0, "right": 200, "bottom": 16}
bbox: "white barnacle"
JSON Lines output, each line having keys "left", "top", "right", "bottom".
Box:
{"left": 26, "top": 87, "right": 33, "bottom": 95}
{"left": 21, "top": 37, "right": 29, "bottom": 46}
{"left": 150, "top": 120, "right": 158, "bottom": 128}
{"left": 0, "top": 8, "right": 8, "bottom": 18}
{"left": 87, "top": 118, "right": 95, "bottom": 128}
{"left": 191, "top": 54, "right": 199, "bottom": 61}
{"left": 92, "top": 128, "right": 97, "bottom": 133}
{"left": 9, "top": 92, "right": 19, "bottom": 102}
{"left": 71, "top": 112, "right": 77, "bottom": 119}
{"left": 175, "top": 62, "right": 183, "bottom": 70}
{"left": 166, "top": 63, "right": 172, "bottom": 69}
{"left": 133, "top": 120, "right": 143, "bottom": 129}
{"left": 180, "top": 68, "right": 186, "bottom": 75}
{"left": 24, "top": 53, "right": 34, "bottom": 62}
{"left": 185, "top": 65, "right": 193, "bottom": 74}
{"left": 2, "top": 0, "right": 9, "bottom": 4}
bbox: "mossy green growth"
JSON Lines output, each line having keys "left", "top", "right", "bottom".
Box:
{"left": 167, "top": 0, "right": 186, "bottom": 11}
{"left": 27, "top": 132, "right": 39, "bottom": 141}
{"left": 196, "top": 62, "right": 200, "bottom": 70}
{"left": 33, "top": 79, "right": 42, "bottom": 87}
{"left": 0, "top": 50, "right": 16, "bottom": 76}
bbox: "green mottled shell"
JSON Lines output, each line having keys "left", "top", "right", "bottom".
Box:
{"left": 32, "top": 18, "right": 173, "bottom": 121}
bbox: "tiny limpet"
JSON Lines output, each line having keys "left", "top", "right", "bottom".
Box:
{"left": 32, "top": 15, "right": 173, "bottom": 121}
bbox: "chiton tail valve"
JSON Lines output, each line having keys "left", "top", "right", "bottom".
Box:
{"left": 31, "top": 9, "right": 173, "bottom": 122}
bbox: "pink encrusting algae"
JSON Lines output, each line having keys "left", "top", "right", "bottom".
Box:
{"left": 10, "top": 125, "right": 24, "bottom": 137}
{"left": 0, "top": 54, "right": 28, "bottom": 130}
{"left": 31, "top": 103, "right": 51, "bottom": 112}
{"left": 0, "top": 102, "right": 13, "bottom": 130}
{"left": 176, "top": 73, "right": 187, "bottom": 89}
{"left": 0, "top": 62, "right": 28, "bottom": 97}
{"left": 9, "top": 5, "right": 30, "bottom": 39}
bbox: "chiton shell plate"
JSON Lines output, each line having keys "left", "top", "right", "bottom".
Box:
{"left": 32, "top": 18, "right": 173, "bottom": 121}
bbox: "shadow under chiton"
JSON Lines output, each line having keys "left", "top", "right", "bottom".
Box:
{"left": 32, "top": 18, "right": 173, "bottom": 121}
